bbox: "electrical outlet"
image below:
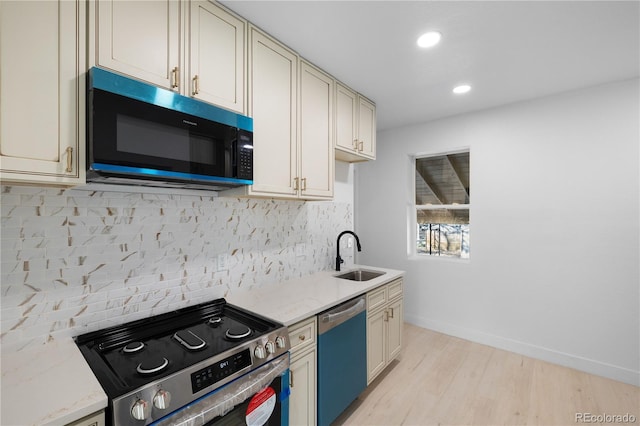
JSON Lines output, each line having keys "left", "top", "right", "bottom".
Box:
{"left": 347, "top": 237, "right": 353, "bottom": 248}
{"left": 217, "top": 254, "right": 229, "bottom": 271}
{"left": 295, "top": 243, "right": 305, "bottom": 257}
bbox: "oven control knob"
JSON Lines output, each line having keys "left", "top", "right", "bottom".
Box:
{"left": 131, "top": 398, "right": 151, "bottom": 421}
{"left": 275, "top": 335, "right": 286, "bottom": 349}
{"left": 254, "top": 344, "right": 266, "bottom": 359}
{"left": 153, "top": 389, "right": 172, "bottom": 410}
{"left": 265, "top": 340, "right": 276, "bottom": 355}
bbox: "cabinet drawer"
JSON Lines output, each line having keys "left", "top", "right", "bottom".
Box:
{"left": 367, "top": 286, "right": 387, "bottom": 313}
{"left": 289, "top": 316, "right": 316, "bottom": 354}
{"left": 66, "top": 411, "right": 105, "bottom": 426}
{"left": 387, "top": 279, "right": 403, "bottom": 301}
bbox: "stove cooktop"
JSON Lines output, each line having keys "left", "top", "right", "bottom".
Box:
{"left": 75, "top": 298, "right": 287, "bottom": 398}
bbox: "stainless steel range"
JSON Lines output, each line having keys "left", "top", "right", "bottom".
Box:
{"left": 75, "top": 299, "right": 290, "bottom": 426}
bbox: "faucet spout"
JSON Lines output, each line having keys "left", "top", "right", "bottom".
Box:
{"left": 336, "top": 230, "right": 362, "bottom": 271}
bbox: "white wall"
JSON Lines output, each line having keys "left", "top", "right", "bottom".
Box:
{"left": 355, "top": 79, "right": 640, "bottom": 385}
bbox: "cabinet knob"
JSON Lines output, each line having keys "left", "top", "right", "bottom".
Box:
{"left": 298, "top": 334, "right": 306, "bottom": 341}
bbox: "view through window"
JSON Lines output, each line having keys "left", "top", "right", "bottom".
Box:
{"left": 415, "top": 151, "right": 470, "bottom": 258}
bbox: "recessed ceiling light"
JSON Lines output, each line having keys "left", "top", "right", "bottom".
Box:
{"left": 453, "top": 84, "right": 472, "bottom": 94}
{"left": 417, "top": 31, "right": 441, "bottom": 48}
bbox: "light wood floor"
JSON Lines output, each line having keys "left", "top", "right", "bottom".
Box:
{"left": 334, "top": 323, "right": 639, "bottom": 426}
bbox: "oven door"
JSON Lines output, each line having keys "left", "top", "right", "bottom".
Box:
{"left": 152, "top": 354, "right": 290, "bottom": 426}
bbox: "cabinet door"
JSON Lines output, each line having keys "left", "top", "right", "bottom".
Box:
{"left": 387, "top": 298, "right": 403, "bottom": 362}
{"left": 299, "top": 61, "right": 334, "bottom": 199}
{"left": 335, "top": 82, "right": 357, "bottom": 153}
{"left": 367, "top": 309, "right": 387, "bottom": 384}
{"left": 358, "top": 95, "right": 376, "bottom": 159}
{"left": 290, "top": 349, "right": 317, "bottom": 426}
{"left": 96, "top": 0, "right": 180, "bottom": 90}
{"left": 0, "top": 0, "right": 85, "bottom": 185}
{"left": 67, "top": 410, "right": 105, "bottom": 426}
{"left": 248, "top": 27, "right": 298, "bottom": 197}
{"left": 189, "top": 1, "right": 245, "bottom": 113}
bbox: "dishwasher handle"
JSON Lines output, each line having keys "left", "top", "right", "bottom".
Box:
{"left": 318, "top": 296, "right": 366, "bottom": 334}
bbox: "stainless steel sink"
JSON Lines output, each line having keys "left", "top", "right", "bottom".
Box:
{"left": 335, "top": 269, "right": 386, "bottom": 282}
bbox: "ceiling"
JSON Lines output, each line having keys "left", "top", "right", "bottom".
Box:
{"left": 220, "top": 0, "right": 640, "bottom": 131}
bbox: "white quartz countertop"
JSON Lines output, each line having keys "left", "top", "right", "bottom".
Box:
{"left": 0, "top": 265, "right": 401, "bottom": 426}
{"left": 227, "top": 265, "right": 404, "bottom": 326}
{"left": 1, "top": 337, "right": 108, "bottom": 426}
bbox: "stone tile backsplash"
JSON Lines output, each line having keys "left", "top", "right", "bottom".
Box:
{"left": 1, "top": 185, "right": 354, "bottom": 352}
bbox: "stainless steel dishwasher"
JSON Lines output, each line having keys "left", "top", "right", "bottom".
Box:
{"left": 317, "top": 295, "right": 367, "bottom": 426}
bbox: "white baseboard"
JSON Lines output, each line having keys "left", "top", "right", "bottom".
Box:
{"left": 404, "top": 313, "right": 639, "bottom": 387}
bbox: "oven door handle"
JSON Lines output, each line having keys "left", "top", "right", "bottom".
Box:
{"left": 153, "top": 355, "right": 289, "bottom": 426}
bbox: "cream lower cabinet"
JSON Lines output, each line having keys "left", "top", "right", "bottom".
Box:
{"left": 288, "top": 316, "right": 317, "bottom": 426}
{"left": 66, "top": 410, "right": 105, "bottom": 426}
{"left": 90, "top": 0, "right": 246, "bottom": 113}
{"left": 366, "top": 278, "right": 403, "bottom": 384}
{"left": 0, "top": 0, "right": 85, "bottom": 185}
{"left": 335, "top": 82, "right": 376, "bottom": 162}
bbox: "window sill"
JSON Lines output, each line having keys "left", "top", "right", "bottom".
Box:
{"left": 408, "top": 254, "right": 471, "bottom": 263}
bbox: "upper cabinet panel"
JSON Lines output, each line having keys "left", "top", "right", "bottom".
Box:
{"left": 0, "top": 0, "right": 86, "bottom": 185}
{"left": 91, "top": 0, "right": 246, "bottom": 114}
{"left": 299, "top": 60, "right": 334, "bottom": 199}
{"left": 335, "top": 82, "right": 376, "bottom": 162}
{"left": 189, "top": 1, "right": 245, "bottom": 112}
{"left": 246, "top": 26, "right": 298, "bottom": 197}
{"left": 95, "top": 0, "right": 180, "bottom": 90}
{"left": 357, "top": 95, "right": 376, "bottom": 159}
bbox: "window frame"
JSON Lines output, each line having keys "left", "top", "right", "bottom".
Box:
{"left": 409, "top": 148, "right": 471, "bottom": 261}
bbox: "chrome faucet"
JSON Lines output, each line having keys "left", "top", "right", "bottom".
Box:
{"left": 336, "top": 230, "right": 362, "bottom": 271}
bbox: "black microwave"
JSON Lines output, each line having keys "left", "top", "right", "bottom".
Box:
{"left": 87, "top": 67, "right": 253, "bottom": 190}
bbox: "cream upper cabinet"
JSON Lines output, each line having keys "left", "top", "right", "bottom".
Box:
{"left": 93, "top": 0, "right": 180, "bottom": 90}
{"left": 188, "top": 1, "right": 245, "bottom": 112}
{"left": 225, "top": 28, "right": 335, "bottom": 200}
{"left": 335, "top": 82, "right": 376, "bottom": 162}
{"left": 0, "top": 0, "right": 86, "bottom": 185}
{"left": 298, "top": 60, "right": 334, "bottom": 199}
{"left": 335, "top": 84, "right": 358, "bottom": 155}
{"left": 244, "top": 26, "right": 298, "bottom": 197}
{"left": 91, "top": 0, "right": 246, "bottom": 113}
{"left": 357, "top": 95, "right": 376, "bottom": 158}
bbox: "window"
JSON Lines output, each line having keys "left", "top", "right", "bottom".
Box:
{"left": 415, "top": 150, "right": 470, "bottom": 258}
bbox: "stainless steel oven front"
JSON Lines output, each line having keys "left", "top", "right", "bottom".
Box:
{"left": 152, "top": 354, "right": 290, "bottom": 426}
